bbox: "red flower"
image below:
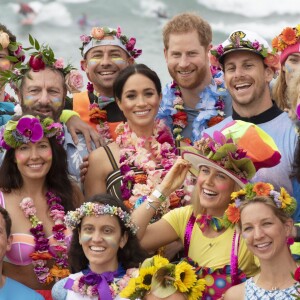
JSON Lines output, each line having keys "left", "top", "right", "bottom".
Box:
{"left": 172, "top": 111, "right": 188, "bottom": 125}
{"left": 294, "top": 267, "right": 300, "bottom": 282}
{"left": 29, "top": 55, "right": 45, "bottom": 72}
{"left": 207, "top": 116, "right": 224, "bottom": 127}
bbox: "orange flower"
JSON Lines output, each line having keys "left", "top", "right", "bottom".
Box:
{"left": 272, "top": 36, "right": 280, "bottom": 51}
{"left": 169, "top": 193, "right": 181, "bottom": 208}
{"left": 45, "top": 275, "right": 54, "bottom": 285}
{"left": 134, "top": 174, "right": 147, "bottom": 184}
{"left": 30, "top": 251, "right": 53, "bottom": 260}
{"left": 89, "top": 108, "right": 107, "bottom": 123}
{"left": 264, "top": 53, "right": 280, "bottom": 70}
{"left": 124, "top": 200, "right": 134, "bottom": 210}
{"left": 253, "top": 182, "right": 272, "bottom": 196}
{"left": 50, "top": 265, "right": 70, "bottom": 278}
{"left": 207, "top": 116, "right": 224, "bottom": 127}
{"left": 226, "top": 204, "right": 240, "bottom": 224}
{"left": 281, "top": 27, "right": 297, "bottom": 45}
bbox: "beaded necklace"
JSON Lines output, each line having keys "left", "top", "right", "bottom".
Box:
{"left": 20, "top": 191, "right": 69, "bottom": 284}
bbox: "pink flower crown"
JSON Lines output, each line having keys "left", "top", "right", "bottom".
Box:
{"left": 0, "top": 35, "right": 83, "bottom": 93}
{"left": 223, "top": 182, "right": 297, "bottom": 227}
{"left": 65, "top": 202, "right": 139, "bottom": 234}
{"left": 0, "top": 115, "right": 64, "bottom": 150}
{"left": 80, "top": 26, "right": 142, "bottom": 59}
{"left": 210, "top": 30, "right": 280, "bottom": 71}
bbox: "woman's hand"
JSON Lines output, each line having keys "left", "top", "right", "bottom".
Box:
{"left": 158, "top": 157, "right": 191, "bottom": 196}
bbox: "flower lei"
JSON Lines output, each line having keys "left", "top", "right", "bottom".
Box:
{"left": 65, "top": 202, "right": 139, "bottom": 234}
{"left": 0, "top": 115, "right": 64, "bottom": 150}
{"left": 87, "top": 82, "right": 113, "bottom": 145}
{"left": 272, "top": 24, "right": 300, "bottom": 53}
{"left": 120, "top": 255, "right": 206, "bottom": 300}
{"left": 292, "top": 267, "right": 300, "bottom": 298}
{"left": 70, "top": 267, "right": 138, "bottom": 298}
{"left": 19, "top": 191, "right": 69, "bottom": 284}
{"left": 158, "top": 67, "right": 227, "bottom": 145}
{"left": 223, "top": 182, "right": 297, "bottom": 227}
{"left": 116, "top": 119, "right": 191, "bottom": 210}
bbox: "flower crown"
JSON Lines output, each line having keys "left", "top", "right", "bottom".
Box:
{"left": 64, "top": 202, "right": 139, "bottom": 234}
{"left": 210, "top": 30, "right": 280, "bottom": 71}
{"left": 0, "top": 35, "right": 83, "bottom": 93}
{"left": 79, "top": 26, "right": 142, "bottom": 59}
{"left": 272, "top": 25, "right": 300, "bottom": 53}
{"left": 0, "top": 30, "right": 25, "bottom": 63}
{"left": 223, "top": 182, "right": 297, "bottom": 227}
{"left": 119, "top": 255, "right": 206, "bottom": 300}
{"left": 0, "top": 115, "right": 64, "bottom": 150}
{"left": 193, "top": 131, "right": 256, "bottom": 182}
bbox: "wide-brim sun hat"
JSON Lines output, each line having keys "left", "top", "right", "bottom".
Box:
{"left": 182, "top": 120, "right": 281, "bottom": 188}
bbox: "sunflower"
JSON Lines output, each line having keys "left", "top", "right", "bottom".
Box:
{"left": 188, "top": 279, "right": 206, "bottom": 300}
{"left": 119, "top": 278, "right": 137, "bottom": 297}
{"left": 136, "top": 266, "right": 156, "bottom": 290}
{"left": 230, "top": 189, "right": 246, "bottom": 200}
{"left": 279, "top": 187, "right": 292, "bottom": 209}
{"left": 153, "top": 255, "right": 169, "bottom": 269}
{"left": 281, "top": 27, "right": 297, "bottom": 45}
{"left": 253, "top": 182, "right": 273, "bottom": 196}
{"left": 174, "top": 261, "right": 197, "bottom": 292}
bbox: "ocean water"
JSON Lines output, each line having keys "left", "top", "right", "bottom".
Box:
{"left": 1, "top": 0, "right": 300, "bottom": 87}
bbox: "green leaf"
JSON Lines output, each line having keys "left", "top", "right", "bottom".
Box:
{"left": 29, "top": 34, "right": 34, "bottom": 46}
{"left": 6, "top": 56, "right": 19, "bottom": 62}
{"left": 35, "top": 39, "right": 40, "bottom": 51}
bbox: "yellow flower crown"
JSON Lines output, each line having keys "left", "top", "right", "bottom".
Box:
{"left": 119, "top": 255, "right": 206, "bottom": 300}
{"left": 223, "top": 182, "right": 297, "bottom": 227}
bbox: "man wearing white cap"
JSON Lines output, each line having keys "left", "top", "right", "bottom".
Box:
{"left": 72, "top": 26, "right": 142, "bottom": 143}
{"left": 204, "top": 29, "right": 297, "bottom": 197}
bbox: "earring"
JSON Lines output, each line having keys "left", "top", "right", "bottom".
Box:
{"left": 287, "top": 236, "right": 294, "bottom": 246}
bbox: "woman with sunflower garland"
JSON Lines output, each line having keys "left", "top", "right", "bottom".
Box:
{"left": 131, "top": 120, "right": 282, "bottom": 299}
{"left": 0, "top": 114, "right": 84, "bottom": 299}
{"left": 52, "top": 193, "right": 148, "bottom": 300}
{"left": 223, "top": 182, "right": 298, "bottom": 299}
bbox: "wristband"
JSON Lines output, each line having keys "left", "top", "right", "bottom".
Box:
{"left": 146, "top": 200, "right": 158, "bottom": 212}
{"left": 60, "top": 110, "right": 80, "bottom": 124}
{"left": 152, "top": 189, "right": 167, "bottom": 202}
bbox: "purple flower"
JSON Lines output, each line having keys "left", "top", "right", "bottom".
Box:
{"left": 116, "top": 26, "right": 122, "bottom": 38}
{"left": 16, "top": 117, "right": 43, "bottom": 143}
{"left": 157, "top": 130, "right": 174, "bottom": 145}
{"left": 215, "top": 99, "right": 225, "bottom": 110}
{"left": 252, "top": 40, "right": 262, "bottom": 51}
{"left": 216, "top": 44, "right": 224, "bottom": 55}
{"left": 120, "top": 164, "right": 131, "bottom": 175}
{"left": 87, "top": 82, "right": 94, "bottom": 93}
{"left": 126, "top": 38, "right": 136, "bottom": 51}
{"left": 80, "top": 34, "right": 91, "bottom": 43}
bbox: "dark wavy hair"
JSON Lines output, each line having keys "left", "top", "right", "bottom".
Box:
{"left": 69, "top": 193, "right": 149, "bottom": 272}
{"left": 0, "top": 206, "right": 12, "bottom": 237}
{"left": 0, "top": 122, "right": 76, "bottom": 212}
{"left": 113, "top": 63, "right": 162, "bottom": 101}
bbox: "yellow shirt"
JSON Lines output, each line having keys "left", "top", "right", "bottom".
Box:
{"left": 162, "top": 205, "right": 259, "bottom": 277}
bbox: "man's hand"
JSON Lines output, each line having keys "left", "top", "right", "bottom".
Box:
{"left": 66, "top": 115, "right": 104, "bottom": 151}
{"left": 80, "top": 155, "right": 89, "bottom": 183}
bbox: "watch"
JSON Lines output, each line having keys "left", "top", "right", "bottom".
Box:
{"left": 152, "top": 189, "right": 167, "bottom": 202}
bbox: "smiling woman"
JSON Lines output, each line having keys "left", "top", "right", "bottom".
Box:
{"left": 51, "top": 193, "right": 148, "bottom": 300}
{"left": 0, "top": 114, "right": 84, "bottom": 300}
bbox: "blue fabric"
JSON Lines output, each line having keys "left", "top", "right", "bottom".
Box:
{"left": 292, "top": 177, "right": 300, "bottom": 223}
{"left": 245, "top": 277, "right": 297, "bottom": 299}
{"left": 0, "top": 102, "right": 15, "bottom": 126}
{"left": 0, "top": 277, "right": 44, "bottom": 300}
{"left": 51, "top": 278, "right": 68, "bottom": 300}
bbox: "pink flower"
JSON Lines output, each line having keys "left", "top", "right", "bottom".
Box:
{"left": 209, "top": 51, "right": 222, "bottom": 68}
{"left": 65, "top": 70, "right": 84, "bottom": 93}
{"left": 90, "top": 27, "right": 105, "bottom": 40}
{"left": 264, "top": 53, "right": 280, "bottom": 71}
{"left": 126, "top": 38, "right": 136, "bottom": 51}
{"left": 216, "top": 44, "right": 224, "bottom": 55}
{"left": 116, "top": 26, "right": 122, "bottom": 38}
{"left": 54, "top": 58, "right": 64, "bottom": 69}
{"left": 80, "top": 34, "right": 91, "bottom": 43}
{"left": 252, "top": 40, "right": 262, "bottom": 51}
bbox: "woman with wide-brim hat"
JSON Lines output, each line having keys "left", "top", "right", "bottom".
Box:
{"left": 131, "top": 120, "right": 281, "bottom": 300}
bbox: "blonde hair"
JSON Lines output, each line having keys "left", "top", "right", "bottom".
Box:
{"left": 162, "top": 12, "right": 212, "bottom": 50}
{"left": 286, "top": 70, "right": 300, "bottom": 120}
{"left": 272, "top": 69, "right": 287, "bottom": 111}
{"left": 237, "top": 196, "right": 292, "bottom": 230}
